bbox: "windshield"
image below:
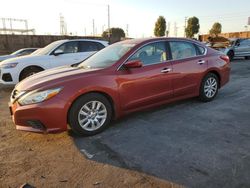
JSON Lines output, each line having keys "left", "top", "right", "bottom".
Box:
{"left": 32, "top": 40, "right": 65, "bottom": 55}
{"left": 78, "top": 42, "right": 135, "bottom": 69}
{"left": 11, "top": 49, "right": 25, "bottom": 55}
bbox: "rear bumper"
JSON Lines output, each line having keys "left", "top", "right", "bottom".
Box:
{"left": 220, "top": 66, "right": 231, "bottom": 87}
{"left": 9, "top": 97, "right": 68, "bottom": 133}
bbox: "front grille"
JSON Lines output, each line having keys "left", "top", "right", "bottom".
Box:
{"left": 27, "top": 120, "right": 46, "bottom": 130}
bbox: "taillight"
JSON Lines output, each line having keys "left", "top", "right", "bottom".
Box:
{"left": 220, "top": 55, "right": 230, "bottom": 63}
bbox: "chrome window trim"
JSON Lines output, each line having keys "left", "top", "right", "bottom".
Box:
{"left": 117, "top": 39, "right": 208, "bottom": 71}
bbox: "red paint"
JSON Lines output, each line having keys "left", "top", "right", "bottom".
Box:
{"left": 9, "top": 38, "right": 231, "bottom": 133}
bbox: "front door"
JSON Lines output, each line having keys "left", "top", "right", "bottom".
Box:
{"left": 117, "top": 41, "right": 174, "bottom": 111}
{"left": 49, "top": 41, "right": 81, "bottom": 68}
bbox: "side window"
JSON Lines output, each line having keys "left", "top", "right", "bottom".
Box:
{"left": 79, "top": 41, "right": 103, "bottom": 52}
{"left": 239, "top": 39, "right": 250, "bottom": 46}
{"left": 56, "top": 41, "right": 78, "bottom": 54}
{"left": 96, "top": 43, "right": 105, "bottom": 50}
{"left": 128, "top": 42, "right": 167, "bottom": 66}
{"left": 196, "top": 45, "right": 206, "bottom": 55}
{"left": 17, "top": 50, "right": 31, "bottom": 56}
{"left": 169, "top": 41, "right": 197, "bottom": 60}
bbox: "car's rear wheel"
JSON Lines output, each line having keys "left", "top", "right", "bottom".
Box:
{"left": 227, "top": 50, "right": 234, "bottom": 61}
{"left": 68, "top": 93, "right": 112, "bottom": 136}
{"left": 19, "top": 66, "right": 43, "bottom": 81}
{"left": 199, "top": 73, "right": 219, "bottom": 102}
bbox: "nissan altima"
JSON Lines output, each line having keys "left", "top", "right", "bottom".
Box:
{"left": 9, "top": 38, "right": 230, "bottom": 136}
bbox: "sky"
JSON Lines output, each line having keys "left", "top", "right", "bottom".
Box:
{"left": 0, "top": 0, "right": 250, "bottom": 38}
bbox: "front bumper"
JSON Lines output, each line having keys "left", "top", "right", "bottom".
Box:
{"left": 0, "top": 68, "right": 18, "bottom": 85}
{"left": 9, "top": 97, "right": 69, "bottom": 133}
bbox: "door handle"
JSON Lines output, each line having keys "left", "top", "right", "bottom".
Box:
{"left": 161, "top": 68, "right": 172, "bottom": 73}
{"left": 197, "top": 60, "right": 206, "bottom": 65}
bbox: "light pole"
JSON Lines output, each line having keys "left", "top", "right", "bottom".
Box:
{"left": 107, "top": 4, "right": 111, "bottom": 43}
{"left": 184, "top": 16, "right": 188, "bottom": 37}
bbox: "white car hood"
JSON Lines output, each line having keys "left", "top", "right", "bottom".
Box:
{"left": 0, "top": 55, "right": 16, "bottom": 61}
{"left": 0, "top": 54, "right": 45, "bottom": 65}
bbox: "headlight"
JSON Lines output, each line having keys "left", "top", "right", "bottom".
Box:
{"left": 0, "top": 62, "right": 18, "bottom": 69}
{"left": 18, "top": 87, "right": 62, "bottom": 105}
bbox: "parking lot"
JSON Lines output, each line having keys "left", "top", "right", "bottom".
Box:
{"left": 1, "top": 59, "right": 250, "bottom": 187}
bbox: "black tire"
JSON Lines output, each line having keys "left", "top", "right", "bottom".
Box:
{"left": 245, "top": 56, "right": 250, "bottom": 60}
{"left": 199, "top": 73, "right": 219, "bottom": 102}
{"left": 19, "top": 67, "right": 43, "bottom": 81}
{"left": 68, "top": 93, "right": 112, "bottom": 136}
{"left": 227, "top": 51, "right": 234, "bottom": 62}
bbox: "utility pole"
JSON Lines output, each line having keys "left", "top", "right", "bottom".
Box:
{"left": 60, "top": 14, "right": 67, "bottom": 35}
{"left": 168, "top": 22, "right": 171, "bottom": 37}
{"left": 174, "top": 22, "right": 178, "bottom": 37}
{"left": 126, "top": 24, "right": 129, "bottom": 37}
{"left": 84, "top": 27, "right": 86, "bottom": 36}
{"left": 92, "top": 19, "right": 95, "bottom": 36}
{"left": 166, "top": 22, "right": 170, "bottom": 37}
{"left": 184, "top": 17, "right": 188, "bottom": 37}
{"left": 107, "top": 5, "right": 111, "bottom": 43}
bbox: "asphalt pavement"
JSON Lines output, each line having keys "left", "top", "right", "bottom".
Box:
{"left": 73, "top": 59, "right": 250, "bottom": 188}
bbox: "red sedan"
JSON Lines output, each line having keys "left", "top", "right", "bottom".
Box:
{"left": 9, "top": 38, "right": 230, "bottom": 136}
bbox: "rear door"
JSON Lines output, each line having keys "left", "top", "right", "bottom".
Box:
{"left": 169, "top": 41, "right": 208, "bottom": 97}
{"left": 117, "top": 41, "right": 174, "bottom": 111}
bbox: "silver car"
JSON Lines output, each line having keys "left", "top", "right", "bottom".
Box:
{"left": 222, "top": 38, "right": 250, "bottom": 61}
{"left": 0, "top": 48, "right": 39, "bottom": 62}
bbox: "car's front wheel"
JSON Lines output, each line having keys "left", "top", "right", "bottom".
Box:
{"left": 199, "top": 73, "right": 219, "bottom": 102}
{"left": 68, "top": 93, "right": 112, "bottom": 136}
{"left": 19, "top": 66, "right": 43, "bottom": 81}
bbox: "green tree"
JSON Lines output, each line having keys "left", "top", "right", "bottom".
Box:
{"left": 185, "top": 17, "right": 200, "bottom": 38}
{"left": 102, "top": 27, "right": 125, "bottom": 43}
{"left": 209, "top": 22, "right": 222, "bottom": 37}
{"left": 154, "top": 16, "right": 166, "bottom": 37}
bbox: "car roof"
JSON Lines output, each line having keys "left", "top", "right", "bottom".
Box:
{"left": 56, "top": 39, "right": 109, "bottom": 46}
{"left": 121, "top": 37, "right": 202, "bottom": 45}
{"left": 21, "top": 48, "right": 39, "bottom": 50}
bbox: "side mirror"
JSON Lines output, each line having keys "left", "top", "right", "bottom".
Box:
{"left": 123, "top": 60, "right": 143, "bottom": 69}
{"left": 54, "top": 49, "right": 64, "bottom": 56}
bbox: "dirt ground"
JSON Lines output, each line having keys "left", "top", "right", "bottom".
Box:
{"left": 0, "top": 87, "right": 181, "bottom": 188}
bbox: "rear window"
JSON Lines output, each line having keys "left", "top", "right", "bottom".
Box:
{"left": 196, "top": 45, "right": 206, "bottom": 55}
{"left": 79, "top": 41, "right": 105, "bottom": 52}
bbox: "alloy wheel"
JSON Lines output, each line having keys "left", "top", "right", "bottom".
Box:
{"left": 78, "top": 101, "right": 107, "bottom": 131}
{"left": 204, "top": 77, "right": 218, "bottom": 98}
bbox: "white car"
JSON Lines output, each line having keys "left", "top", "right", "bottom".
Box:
{"left": 0, "top": 39, "right": 108, "bottom": 85}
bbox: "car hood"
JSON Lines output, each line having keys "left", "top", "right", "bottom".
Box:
{"left": 16, "top": 66, "right": 100, "bottom": 91}
{"left": 0, "top": 55, "right": 15, "bottom": 61}
{"left": 0, "top": 54, "right": 43, "bottom": 65}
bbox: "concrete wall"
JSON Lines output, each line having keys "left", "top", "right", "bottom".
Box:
{"left": 199, "top": 31, "right": 250, "bottom": 42}
{"left": 0, "top": 34, "right": 104, "bottom": 55}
